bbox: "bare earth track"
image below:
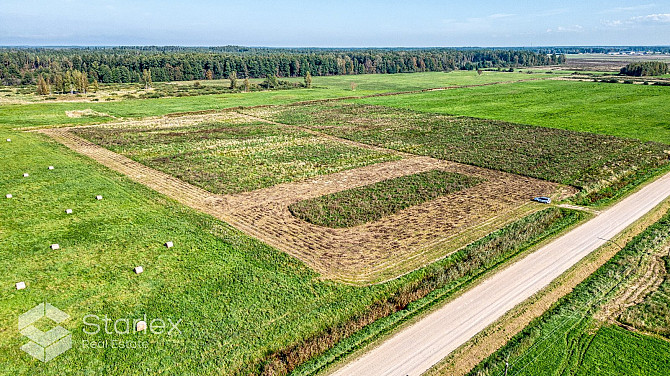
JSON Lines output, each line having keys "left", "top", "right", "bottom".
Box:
{"left": 39, "top": 114, "right": 568, "bottom": 284}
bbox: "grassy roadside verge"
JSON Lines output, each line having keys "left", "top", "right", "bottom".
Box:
{"left": 574, "top": 162, "right": 670, "bottom": 208}
{"left": 458, "top": 202, "right": 670, "bottom": 375}
{"left": 279, "top": 208, "right": 586, "bottom": 376}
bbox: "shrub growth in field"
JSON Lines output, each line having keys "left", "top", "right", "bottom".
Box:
{"left": 289, "top": 170, "right": 483, "bottom": 227}
{"left": 74, "top": 118, "right": 398, "bottom": 194}
{"left": 252, "top": 103, "right": 669, "bottom": 205}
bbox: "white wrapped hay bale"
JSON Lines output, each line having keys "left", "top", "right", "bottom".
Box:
{"left": 50, "top": 244, "right": 60, "bottom": 250}
{"left": 16, "top": 282, "right": 26, "bottom": 290}
{"left": 95, "top": 195, "right": 103, "bottom": 200}
{"left": 5, "top": 194, "right": 12, "bottom": 199}
{"left": 165, "top": 241, "right": 174, "bottom": 248}
{"left": 134, "top": 266, "right": 144, "bottom": 274}
{"left": 136, "top": 320, "right": 147, "bottom": 332}
{"left": 48, "top": 166, "right": 55, "bottom": 170}
{"left": 65, "top": 209, "right": 73, "bottom": 214}
{"left": 23, "top": 173, "right": 29, "bottom": 177}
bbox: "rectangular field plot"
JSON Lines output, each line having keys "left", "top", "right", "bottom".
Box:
{"left": 73, "top": 112, "right": 400, "bottom": 194}
{"left": 289, "top": 170, "right": 483, "bottom": 228}
{"left": 248, "top": 103, "right": 669, "bottom": 205}
{"left": 219, "top": 156, "right": 569, "bottom": 283}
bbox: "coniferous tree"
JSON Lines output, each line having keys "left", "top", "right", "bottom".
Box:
{"left": 64, "top": 71, "right": 74, "bottom": 94}
{"left": 53, "top": 73, "right": 64, "bottom": 94}
{"left": 79, "top": 71, "right": 88, "bottom": 93}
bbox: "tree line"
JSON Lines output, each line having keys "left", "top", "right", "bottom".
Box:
{"left": 620, "top": 61, "right": 669, "bottom": 77}
{"left": 0, "top": 46, "right": 562, "bottom": 86}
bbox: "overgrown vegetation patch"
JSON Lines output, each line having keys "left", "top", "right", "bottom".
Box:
{"left": 249, "top": 103, "right": 669, "bottom": 205}
{"left": 74, "top": 116, "right": 398, "bottom": 194}
{"left": 289, "top": 170, "right": 483, "bottom": 227}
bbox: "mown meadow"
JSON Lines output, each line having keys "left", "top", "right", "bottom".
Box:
{"left": 2, "top": 71, "right": 669, "bottom": 375}
{"left": 0, "top": 128, "right": 583, "bottom": 375}
{"left": 1, "top": 72, "right": 586, "bottom": 375}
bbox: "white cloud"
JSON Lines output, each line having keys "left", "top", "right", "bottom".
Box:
{"left": 631, "top": 13, "right": 670, "bottom": 22}
{"left": 547, "top": 25, "right": 584, "bottom": 33}
{"left": 602, "top": 4, "right": 657, "bottom": 13}
{"left": 487, "top": 13, "right": 515, "bottom": 19}
{"left": 604, "top": 13, "right": 670, "bottom": 28}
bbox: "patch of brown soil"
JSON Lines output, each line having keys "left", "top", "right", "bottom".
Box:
{"left": 65, "top": 109, "right": 114, "bottom": 118}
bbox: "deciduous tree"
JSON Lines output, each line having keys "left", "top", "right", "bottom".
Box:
{"left": 36, "top": 74, "right": 49, "bottom": 95}
{"left": 229, "top": 71, "right": 237, "bottom": 89}
{"left": 304, "top": 71, "right": 312, "bottom": 88}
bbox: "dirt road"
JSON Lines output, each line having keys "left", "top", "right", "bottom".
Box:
{"left": 330, "top": 171, "right": 670, "bottom": 376}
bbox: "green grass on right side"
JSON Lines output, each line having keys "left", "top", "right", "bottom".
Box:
{"left": 576, "top": 325, "right": 670, "bottom": 376}
{"left": 289, "top": 170, "right": 483, "bottom": 228}
{"left": 467, "top": 209, "right": 670, "bottom": 376}
{"left": 355, "top": 79, "right": 670, "bottom": 144}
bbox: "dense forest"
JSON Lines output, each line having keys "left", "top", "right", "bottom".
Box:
{"left": 620, "top": 61, "right": 669, "bottom": 76}
{"left": 0, "top": 46, "right": 563, "bottom": 86}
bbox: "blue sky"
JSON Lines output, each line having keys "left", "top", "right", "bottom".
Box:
{"left": 1, "top": 0, "right": 669, "bottom": 46}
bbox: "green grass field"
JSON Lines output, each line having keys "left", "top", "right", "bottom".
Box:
{"left": 288, "top": 170, "right": 482, "bottom": 227}
{"left": 468, "top": 209, "right": 670, "bottom": 376}
{"left": 251, "top": 102, "right": 669, "bottom": 205}
{"left": 175, "top": 70, "right": 546, "bottom": 91}
{"left": 576, "top": 325, "right": 670, "bottom": 376}
{"left": 0, "top": 130, "right": 398, "bottom": 374}
{"left": 0, "top": 128, "right": 583, "bottom": 375}
{"left": 0, "top": 71, "right": 549, "bottom": 129}
{"left": 73, "top": 116, "right": 397, "bottom": 194}
{"left": 355, "top": 80, "right": 670, "bottom": 144}
{"left": 3, "top": 71, "right": 670, "bottom": 375}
